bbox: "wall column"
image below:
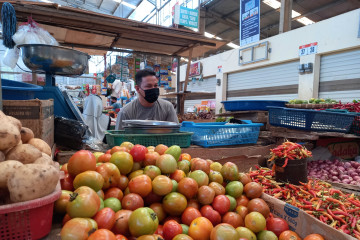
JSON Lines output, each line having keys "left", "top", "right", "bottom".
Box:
{"left": 215, "top": 67, "right": 227, "bottom": 114}
{"left": 298, "top": 54, "right": 321, "bottom": 99}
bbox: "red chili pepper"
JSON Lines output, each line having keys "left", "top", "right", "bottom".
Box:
{"left": 332, "top": 211, "right": 349, "bottom": 217}
{"left": 288, "top": 184, "right": 297, "bottom": 191}
{"left": 327, "top": 197, "right": 344, "bottom": 205}
{"left": 348, "top": 208, "right": 360, "bottom": 213}
{"left": 309, "top": 190, "right": 317, "bottom": 198}
{"left": 327, "top": 207, "right": 346, "bottom": 224}
{"left": 349, "top": 200, "right": 360, "bottom": 208}
{"left": 340, "top": 204, "right": 348, "bottom": 214}
{"left": 282, "top": 158, "right": 289, "bottom": 168}
{"left": 352, "top": 217, "right": 357, "bottom": 229}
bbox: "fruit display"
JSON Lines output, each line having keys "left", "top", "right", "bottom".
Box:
{"left": 288, "top": 98, "right": 338, "bottom": 104}
{"left": 0, "top": 111, "right": 60, "bottom": 204}
{"left": 57, "top": 142, "right": 323, "bottom": 240}
{"left": 250, "top": 167, "right": 360, "bottom": 239}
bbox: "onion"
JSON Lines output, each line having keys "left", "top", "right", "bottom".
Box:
{"left": 344, "top": 162, "right": 352, "bottom": 169}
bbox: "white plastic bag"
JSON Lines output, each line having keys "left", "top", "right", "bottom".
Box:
{"left": 12, "top": 24, "right": 30, "bottom": 45}
{"left": 3, "top": 47, "right": 20, "bottom": 69}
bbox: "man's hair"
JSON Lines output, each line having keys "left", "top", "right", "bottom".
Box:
{"left": 135, "top": 69, "right": 156, "bottom": 86}
{"left": 111, "top": 96, "right": 117, "bottom": 101}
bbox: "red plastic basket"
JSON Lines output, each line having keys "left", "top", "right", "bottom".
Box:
{"left": 0, "top": 183, "right": 61, "bottom": 240}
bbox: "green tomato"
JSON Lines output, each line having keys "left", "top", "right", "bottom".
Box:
{"left": 180, "top": 224, "right": 189, "bottom": 234}
{"left": 99, "top": 198, "right": 104, "bottom": 211}
{"left": 226, "top": 195, "right": 237, "bottom": 211}
{"left": 104, "top": 197, "right": 121, "bottom": 212}
{"left": 171, "top": 179, "right": 178, "bottom": 192}
{"left": 128, "top": 207, "right": 159, "bottom": 237}
{"left": 225, "top": 181, "right": 244, "bottom": 198}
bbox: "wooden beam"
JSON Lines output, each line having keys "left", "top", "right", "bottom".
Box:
{"left": 279, "top": 0, "right": 293, "bottom": 33}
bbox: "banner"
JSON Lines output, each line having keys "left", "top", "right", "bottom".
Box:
{"left": 240, "top": 0, "right": 260, "bottom": 46}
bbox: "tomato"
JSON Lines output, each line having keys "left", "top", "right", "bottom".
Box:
{"left": 124, "top": 187, "right": 130, "bottom": 195}
{"left": 61, "top": 163, "right": 68, "bottom": 174}
{"left": 88, "top": 229, "right": 116, "bottom": 240}
{"left": 144, "top": 165, "right": 161, "bottom": 180}
{"left": 236, "top": 195, "right": 249, "bottom": 207}
{"left": 73, "top": 170, "right": 104, "bottom": 192}
{"left": 189, "top": 170, "right": 209, "bottom": 187}
{"left": 61, "top": 218, "right": 97, "bottom": 240}
{"left": 178, "top": 160, "right": 191, "bottom": 174}
{"left": 222, "top": 212, "right": 244, "bottom": 228}
{"left": 62, "top": 214, "right": 71, "bottom": 226}
{"left": 155, "top": 144, "right": 168, "bottom": 155}
{"left": 128, "top": 169, "right": 144, "bottom": 180}
{"left": 55, "top": 190, "right": 72, "bottom": 214}
{"left": 191, "top": 159, "right": 210, "bottom": 175}
{"left": 155, "top": 225, "right": 164, "bottom": 236}
{"left": 220, "top": 162, "right": 239, "bottom": 181}
{"left": 209, "top": 171, "right": 223, "bottom": 184}
{"left": 150, "top": 203, "right": 167, "bottom": 222}
{"left": 104, "top": 197, "right": 122, "bottom": 212}
{"left": 279, "top": 230, "right": 302, "bottom": 240}
{"left": 106, "top": 149, "right": 111, "bottom": 154}
{"left": 122, "top": 193, "right": 144, "bottom": 211}
{"left": 197, "top": 186, "right": 215, "bottom": 205}
{"left": 96, "top": 163, "right": 121, "bottom": 190}
{"left": 131, "top": 162, "right": 143, "bottom": 172}
{"left": 144, "top": 191, "right": 163, "bottom": 206}
{"left": 156, "top": 154, "right": 177, "bottom": 174}
{"left": 152, "top": 175, "right": 173, "bottom": 196}
{"left": 210, "top": 223, "right": 239, "bottom": 240}
{"left": 137, "top": 235, "right": 165, "bottom": 240}
{"left": 225, "top": 181, "right": 243, "bottom": 198}
{"left": 212, "top": 195, "right": 230, "bottom": 215}
{"left": 128, "top": 175, "right": 152, "bottom": 197}
{"left": 61, "top": 174, "right": 74, "bottom": 191}
{"left": 236, "top": 227, "right": 256, "bottom": 240}
{"left": 93, "top": 207, "right": 116, "bottom": 230}
{"left": 188, "top": 217, "right": 213, "bottom": 240}
{"left": 129, "top": 207, "right": 159, "bottom": 237}
{"left": 115, "top": 235, "right": 128, "bottom": 240}
{"left": 111, "top": 146, "right": 130, "bottom": 154}
{"left": 181, "top": 207, "right": 202, "bottom": 226}
{"left": 238, "top": 173, "right": 251, "bottom": 186}
{"left": 180, "top": 224, "right": 189, "bottom": 234}
{"left": 244, "top": 182, "right": 263, "bottom": 199}
{"left": 112, "top": 210, "right": 133, "bottom": 235}
{"left": 118, "top": 175, "right": 129, "bottom": 191}
{"left": 105, "top": 187, "right": 124, "bottom": 201}
{"left": 171, "top": 179, "right": 178, "bottom": 192}
{"left": 120, "top": 142, "right": 134, "bottom": 151}
{"left": 173, "top": 234, "right": 194, "bottom": 240}
{"left": 304, "top": 234, "right": 325, "bottom": 240}
{"left": 208, "top": 182, "right": 225, "bottom": 196}
{"left": 179, "top": 153, "right": 191, "bottom": 161}
{"left": 100, "top": 198, "right": 105, "bottom": 210}
{"left": 163, "top": 192, "right": 188, "bottom": 216}
{"left": 97, "top": 190, "right": 105, "bottom": 199}
{"left": 200, "top": 205, "right": 221, "bottom": 226}
{"left": 170, "top": 169, "right": 186, "bottom": 183}
{"left": 99, "top": 153, "right": 112, "bottom": 163}
{"left": 244, "top": 212, "right": 266, "bottom": 233}
{"left": 66, "top": 186, "right": 100, "bottom": 218}
{"left": 67, "top": 150, "right": 97, "bottom": 177}
{"left": 144, "top": 152, "right": 161, "bottom": 166}
{"left": 130, "top": 144, "right": 148, "bottom": 162}
{"left": 110, "top": 151, "right": 134, "bottom": 175}
{"left": 163, "top": 220, "right": 183, "bottom": 240}
{"left": 226, "top": 195, "right": 237, "bottom": 211}
{"left": 235, "top": 205, "right": 248, "bottom": 219}
{"left": 210, "top": 162, "right": 222, "bottom": 172}
{"left": 187, "top": 199, "right": 200, "bottom": 210}
{"left": 178, "top": 178, "right": 198, "bottom": 199}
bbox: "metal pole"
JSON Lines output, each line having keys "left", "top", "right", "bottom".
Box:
{"left": 176, "top": 56, "right": 180, "bottom": 114}
{"left": 0, "top": 61, "right": 3, "bottom": 110}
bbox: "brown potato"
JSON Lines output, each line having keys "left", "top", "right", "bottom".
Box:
{"left": 6, "top": 144, "right": 42, "bottom": 164}
{"left": 28, "top": 138, "right": 51, "bottom": 156}
{"left": 0, "top": 151, "right": 5, "bottom": 162}
{"left": 7, "top": 116, "right": 22, "bottom": 131}
{"left": 20, "top": 127, "right": 34, "bottom": 143}
{"left": 0, "top": 160, "right": 23, "bottom": 188}
{"left": 34, "top": 153, "right": 55, "bottom": 166}
{"left": 0, "top": 121, "right": 21, "bottom": 151}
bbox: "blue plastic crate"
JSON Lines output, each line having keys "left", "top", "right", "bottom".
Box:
{"left": 222, "top": 100, "right": 287, "bottom": 111}
{"left": 1, "top": 79, "right": 42, "bottom": 100}
{"left": 268, "top": 107, "right": 355, "bottom": 133}
{"left": 180, "top": 120, "right": 263, "bottom": 147}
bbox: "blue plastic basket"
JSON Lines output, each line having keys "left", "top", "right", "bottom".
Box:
{"left": 268, "top": 107, "right": 355, "bottom": 133}
{"left": 222, "top": 100, "right": 287, "bottom": 111}
{"left": 180, "top": 120, "right": 263, "bottom": 147}
{"left": 2, "top": 79, "right": 43, "bottom": 100}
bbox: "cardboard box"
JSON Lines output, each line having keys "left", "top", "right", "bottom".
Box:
{"left": 3, "top": 99, "right": 54, "bottom": 147}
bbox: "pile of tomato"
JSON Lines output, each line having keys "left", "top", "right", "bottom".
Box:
{"left": 57, "top": 142, "right": 325, "bottom": 240}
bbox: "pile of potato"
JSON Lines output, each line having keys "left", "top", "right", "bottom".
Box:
{"left": 0, "top": 111, "right": 60, "bottom": 204}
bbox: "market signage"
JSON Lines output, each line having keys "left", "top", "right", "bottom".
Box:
{"left": 174, "top": 5, "right": 199, "bottom": 29}
{"left": 240, "top": 0, "right": 260, "bottom": 46}
{"left": 298, "top": 42, "right": 318, "bottom": 56}
{"left": 189, "top": 62, "right": 201, "bottom": 77}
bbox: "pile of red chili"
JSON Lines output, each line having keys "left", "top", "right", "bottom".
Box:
{"left": 268, "top": 141, "right": 312, "bottom": 168}
{"left": 250, "top": 167, "right": 360, "bottom": 239}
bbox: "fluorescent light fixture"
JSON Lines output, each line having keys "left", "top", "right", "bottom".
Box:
{"left": 204, "top": 32, "right": 215, "bottom": 38}
{"left": 122, "top": 1, "right": 136, "bottom": 9}
{"left": 263, "top": 0, "right": 315, "bottom": 26}
{"left": 181, "top": 57, "right": 189, "bottom": 62}
{"left": 39, "top": 0, "right": 53, "bottom": 3}
{"left": 227, "top": 42, "right": 239, "bottom": 49}
{"left": 114, "top": 0, "right": 122, "bottom": 2}
{"left": 215, "top": 36, "right": 223, "bottom": 40}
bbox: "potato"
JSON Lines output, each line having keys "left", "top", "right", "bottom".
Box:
{"left": 20, "top": 127, "right": 34, "bottom": 144}
{"left": 0, "top": 160, "right": 23, "bottom": 188}
{"left": 0, "top": 151, "right": 5, "bottom": 162}
{"left": 8, "top": 164, "right": 59, "bottom": 202}
{"left": 28, "top": 138, "right": 51, "bottom": 156}
{"left": 6, "top": 144, "right": 42, "bottom": 164}
{"left": 34, "top": 153, "right": 55, "bottom": 166}
{"left": 0, "top": 120, "right": 21, "bottom": 151}
{"left": 7, "top": 116, "right": 22, "bottom": 131}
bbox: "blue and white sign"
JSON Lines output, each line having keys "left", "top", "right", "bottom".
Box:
{"left": 240, "top": 0, "right": 260, "bottom": 46}
{"left": 174, "top": 5, "right": 199, "bottom": 29}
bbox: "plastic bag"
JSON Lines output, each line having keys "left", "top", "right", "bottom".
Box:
{"left": 3, "top": 47, "right": 19, "bottom": 69}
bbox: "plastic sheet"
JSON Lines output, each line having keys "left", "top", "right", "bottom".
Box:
{"left": 3, "top": 47, "right": 19, "bottom": 69}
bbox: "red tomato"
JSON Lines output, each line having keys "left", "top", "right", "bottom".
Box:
{"left": 55, "top": 190, "right": 72, "bottom": 214}
{"left": 61, "top": 218, "right": 97, "bottom": 240}
{"left": 181, "top": 207, "right": 202, "bottom": 226}
{"left": 66, "top": 186, "right": 100, "bottom": 218}
{"left": 111, "top": 146, "right": 130, "bottom": 154}
{"left": 222, "top": 212, "right": 244, "bottom": 228}
{"left": 155, "top": 225, "right": 164, "bottom": 236}
{"left": 60, "top": 163, "right": 68, "bottom": 174}
{"left": 122, "top": 193, "right": 144, "bottom": 211}
{"left": 144, "top": 152, "right": 161, "bottom": 166}
{"left": 163, "top": 220, "right": 183, "bottom": 240}
{"left": 67, "top": 150, "right": 97, "bottom": 177}
{"left": 200, "top": 205, "right": 221, "bottom": 226}
{"left": 130, "top": 144, "right": 148, "bottom": 162}
{"left": 93, "top": 207, "right": 116, "bottom": 230}
{"left": 128, "top": 175, "right": 152, "bottom": 197}
{"left": 118, "top": 175, "right": 129, "bottom": 191}
{"left": 188, "top": 217, "right": 213, "bottom": 240}
{"left": 144, "top": 191, "right": 163, "bottom": 206}
{"left": 187, "top": 199, "right": 200, "bottom": 210}
{"left": 112, "top": 210, "right": 133, "bottom": 235}
{"left": 155, "top": 144, "right": 168, "bottom": 155}
{"left": 178, "top": 178, "right": 198, "bottom": 199}
{"left": 96, "top": 163, "right": 121, "bottom": 190}
{"left": 212, "top": 195, "right": 230, "bottom": 215}
{"left": 106, "top": 149, "right": 111, "bottom": 154}
{"left": 61, "top": 174, "right": 74, "bottom": 191}
{"left": 115, "top": 235, "right": 128, "bottom": 240}
{"left": 88, "top": 229, "right": 116, "bottom": 240}
{"left": 98, "top": 153, "right": 112, "bottom": 163}
{"left": 170, "top": 170, "right": 186, "bottom": 183}
{"left": 179, "top": 153, "right": 191, "bottom": 161}
{"left": 150, "top": 203, "right": 167, "bottom": 223}
{"left": 163, "top": 216, "right": 181, "bottom": 224}
{"left": 105, "top": 188, "right": 124, "bottom": 201}
{"left": 62, "top": 214, "right": 71, "bottom": 226}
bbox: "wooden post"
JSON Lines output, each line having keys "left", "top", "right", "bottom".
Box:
{"left": 31, "top": 72, "right": 38, "bottom": 85}
{"left": 176, "top": 56, "right": 181, "bottom": 114}
{"left": 279, "top": 0, "right": 293, "bottom": 33}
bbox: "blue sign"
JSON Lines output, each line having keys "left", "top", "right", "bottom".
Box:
{"left": 240, "top": 0, "right": 260, "bottom": 46}
{"left": 174, "top": 5, "right": 198, "bottom": 29}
